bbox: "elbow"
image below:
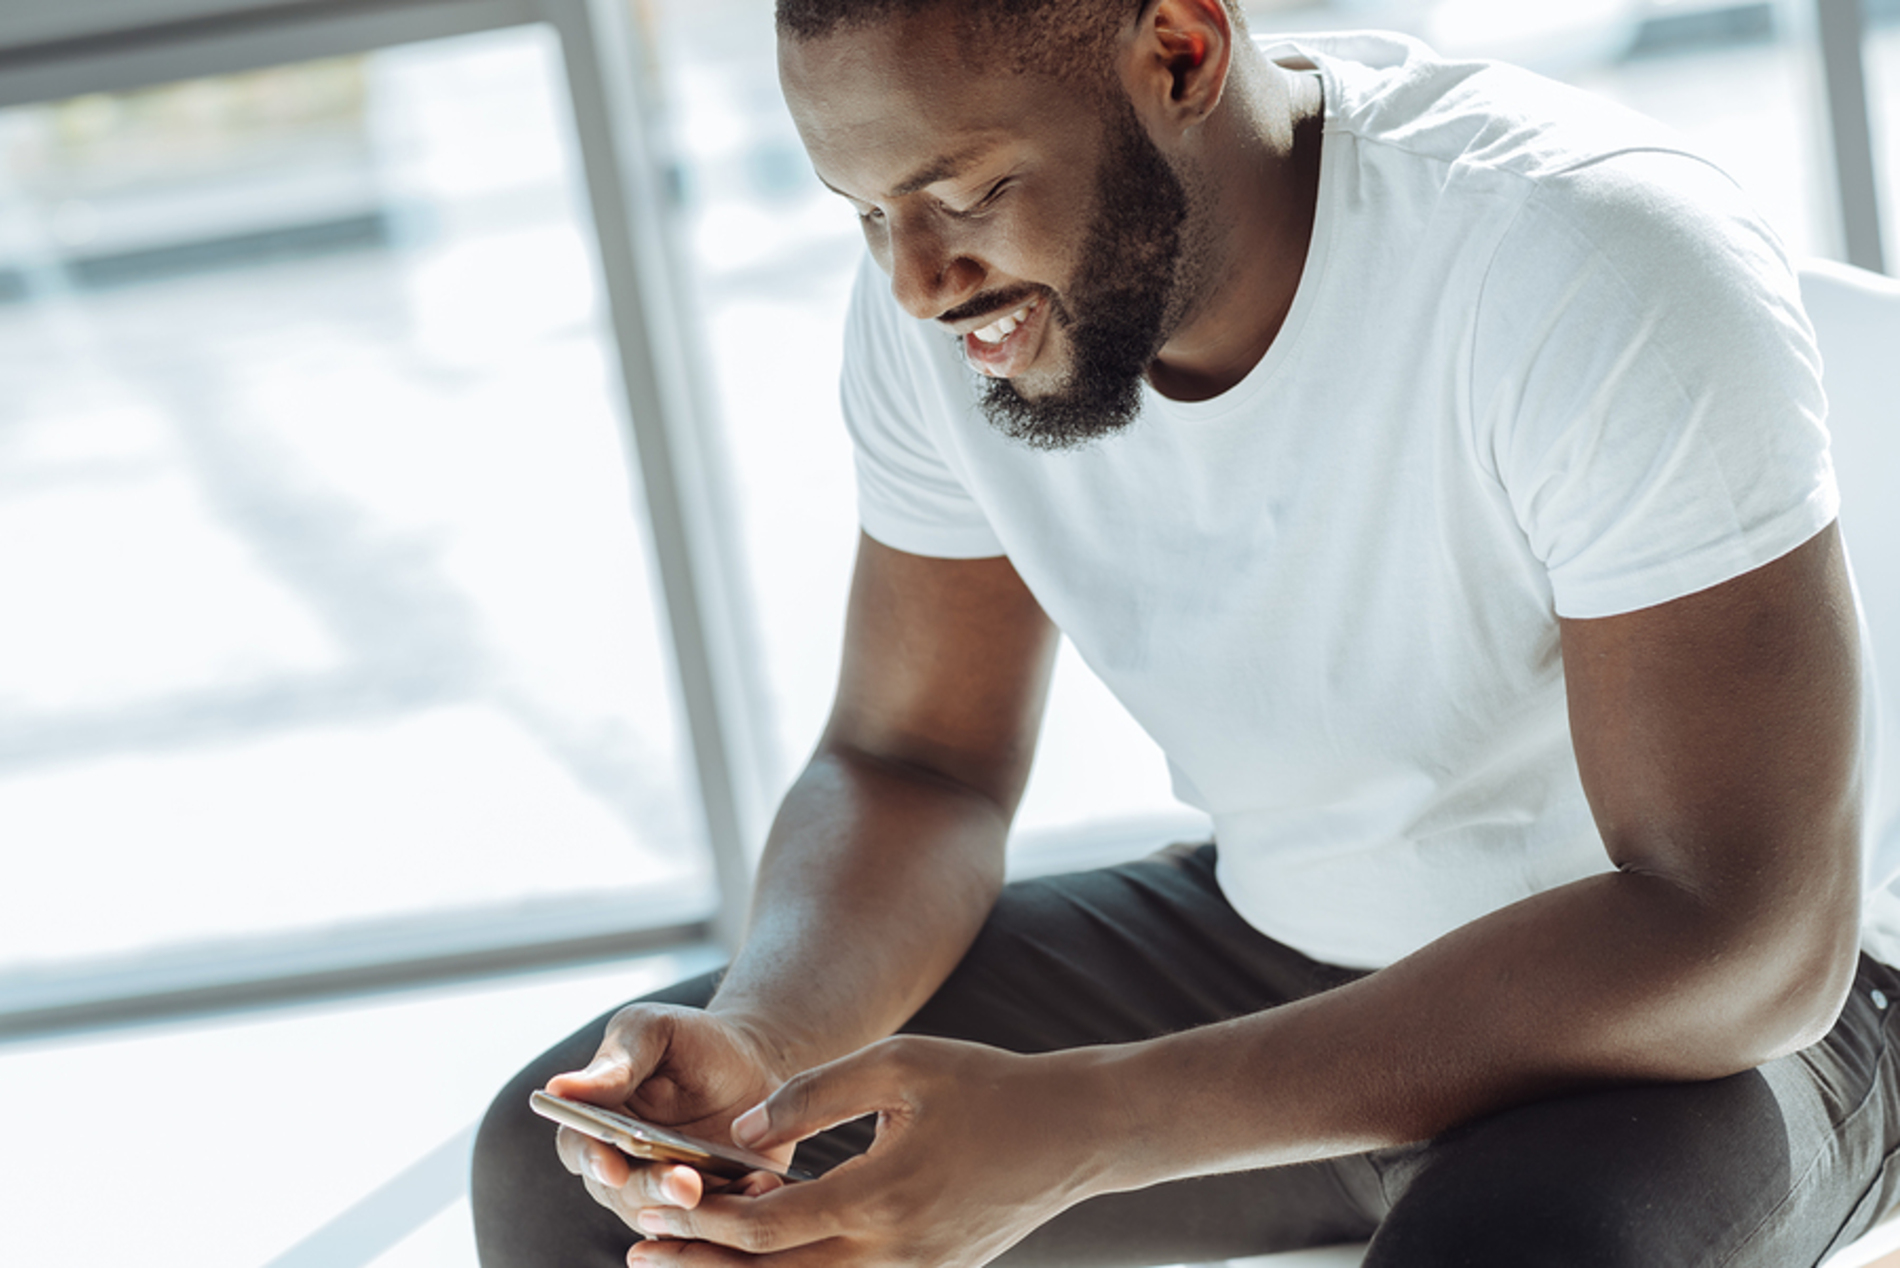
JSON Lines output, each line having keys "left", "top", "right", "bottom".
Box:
{"left": 1636, "top": 807, "right": 1865, "bottom": 1075}
{"left": 1752, "top": 910, "right": 1861, "bottom": 1062}
{"left": 1754, "top": 828, "right": 1865, "bottom": 1062}
{"left": 1621, "top": 864, "right": 1863, "bottom": 1081}
{"left": 1710, "top": 889, "right": 1862, "bottom": 1072}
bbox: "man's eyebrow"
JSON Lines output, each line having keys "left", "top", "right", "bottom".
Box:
{"left": 891, "top": 153, "right": 975, "bottom": 196}
{"left": 816, "top": 147, "right": 992, "bottom": 201}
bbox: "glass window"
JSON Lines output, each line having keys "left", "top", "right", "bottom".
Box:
{"left": 1869, "top": 3, "right": 1900, "bottom": 261}
{"left": 0, "top": 25, "right": 712, "bottom": 976}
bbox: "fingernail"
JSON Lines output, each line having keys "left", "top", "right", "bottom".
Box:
{"left": 584, "top": 1150, "right": 612, "bottom": 1186}
{"left": 636, "top": 1209, "right": 671, "bottom": 1235}
{"left": 660, "top": 1168, "right": 694, "bottom": 1206}
{"left": 731, "top": 1104, "right": 768, "bottom": 1147}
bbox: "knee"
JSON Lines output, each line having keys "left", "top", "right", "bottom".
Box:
{"left": 469, "top": 973, "right": 725, "bottom": 1265}
{"left": 468, "top": 1005, "right": 627, "bottom": 1266}
{"left": 472, "top": 1056, "right": 556, "bottom": 1205}
{"left": 1368, "top": 1168, "right": 1651, "bottom": 1268}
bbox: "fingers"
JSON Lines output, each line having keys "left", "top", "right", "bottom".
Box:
{"left": 547, "top": 1004, "right": 674, "bottom": 1106}
{"left": 733, "top": 1039, "right": 918, "bottom": 1154}
{"left": 626, "top": 1233, "right": 842, "bottom": 1267}
{"left": 554, "top": 1126, "right": 633, "bottom": 1188}
{"left": 555, "top": 1125, "right": 708, "bottom": 1217}
{"left": 727, "top": 1170, "right": 787, "bottom": 1200}
{"left": 631, "top": 1184, "right": 846, "bottom": 1258}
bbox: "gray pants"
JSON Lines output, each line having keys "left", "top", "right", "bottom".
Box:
{"left": 472, "top": 844, "right": 1900, "bottom": 1266}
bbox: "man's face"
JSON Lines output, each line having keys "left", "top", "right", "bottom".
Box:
{"left": 780, "top": 10, "right": 1194, "bottom": 449}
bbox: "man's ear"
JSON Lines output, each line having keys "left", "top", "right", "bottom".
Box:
{"left": 1124, "top": 0, "right": 1235, "bottom": 129}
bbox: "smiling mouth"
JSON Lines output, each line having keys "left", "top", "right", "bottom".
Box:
{"left": 958, "top": 297, "right": 1051, "bottom": 379}
{"left": 971, "top": 300, "right": 1036, "bottom": 345}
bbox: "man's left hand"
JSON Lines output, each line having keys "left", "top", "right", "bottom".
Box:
{"left": 623, "top": 1035, "right": 1122, "bottom": 1267}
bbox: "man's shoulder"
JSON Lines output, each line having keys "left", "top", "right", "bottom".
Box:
{"left": 1273, "top": 29, "right": 1779, "bottom": 319}
{"left": 1267, "top": 29, "right": 1696, "bottom": 188}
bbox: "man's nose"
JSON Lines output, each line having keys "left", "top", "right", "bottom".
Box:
{"left": 886, "top": 215, "right": 983, "bottom": 322}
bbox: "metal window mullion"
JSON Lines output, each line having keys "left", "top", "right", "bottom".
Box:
{"left": 1814, "top": 0, "right": 1889, "bottom": 273}
{"left": 0, "top": 0, "right": 376, "bottom": 54}
{"left": 0, "top": 890, "right": 714, "bottom": 1042}
{"left": 0, "top": 0, "right": 541, "bottom": 107}
{"left": 544, "top": 0, "right": 770, "bottom": 952}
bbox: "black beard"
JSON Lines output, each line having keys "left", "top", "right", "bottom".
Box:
{"left": 977, "top": 95, "right": 1190, "bottom": 452}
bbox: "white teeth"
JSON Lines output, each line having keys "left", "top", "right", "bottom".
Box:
{"left": 972, "top": 303, "right": 1033, "bottom": 346}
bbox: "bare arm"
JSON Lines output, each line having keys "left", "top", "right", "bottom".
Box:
{"left": 1093, "top": 522, "right": 1865, "bottom": 1180}
{"left": 708, "top": 532, "right": 1060, "bottom": 1077}
{"left": 627, "top": 528, "right": 1863, "bottom": 1266}
{"left": 547, "top": 534, "right": 1056, "bottom": 1229}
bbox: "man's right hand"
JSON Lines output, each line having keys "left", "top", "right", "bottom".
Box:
{"left": 546, "top": 1002, "right": 798, "bottom": 1229}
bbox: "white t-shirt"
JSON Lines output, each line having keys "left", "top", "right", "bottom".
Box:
{"left": 839, "top": 31, "right": 1864, "bottom": 969}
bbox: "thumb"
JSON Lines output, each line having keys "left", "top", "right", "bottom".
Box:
{"left": 545, "top": 1054, "right": 635, "bottom": 1103}
{"left": 731, "top": 1043, "right": 910, "bottom": 1152}
{"left": 546, "top": 1021, "right": 668, "bottom": 1105}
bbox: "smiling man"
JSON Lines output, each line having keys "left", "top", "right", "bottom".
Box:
{"left": 470, "top": 2, "right": 1900, "bottom": 1265}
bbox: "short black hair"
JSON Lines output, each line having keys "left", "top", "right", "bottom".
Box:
{"left": 777, "top": 0, "right": 1131, "bottom": 44}
{"left": 776, "top": 0, "right": 1242, "bottom": 83}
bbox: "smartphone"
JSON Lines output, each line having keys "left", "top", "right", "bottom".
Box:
{"left": 530, "top": 1090, "right": 816, "bottom": 1183}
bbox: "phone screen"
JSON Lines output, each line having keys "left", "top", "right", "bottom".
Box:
{"left": 529, "top": 1090, "right": 815, "bottom": 1182}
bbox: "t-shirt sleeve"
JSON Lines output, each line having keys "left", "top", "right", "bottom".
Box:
{"left": 1474, "top": 150, "right": 1835, "bottom": 619}
{"left": 838, "top": 254, "right": 1006, "bottom": 559}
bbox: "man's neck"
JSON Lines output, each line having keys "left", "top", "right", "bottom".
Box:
{"left": 1147, "top": 60, "right": 1325, "bottom": 403}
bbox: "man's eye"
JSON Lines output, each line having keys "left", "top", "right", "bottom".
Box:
{"left": 954, "top": 179, "right": 1012, "bottom": 216}
{"left": 856, "top": 206, "right": 885, "bottom": 226}
{"left": 975, "top": 179, "right": 1011, "bottom": 209}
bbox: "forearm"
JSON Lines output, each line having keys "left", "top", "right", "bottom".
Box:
{"left": 1084, "top": 528, "right": 1869, "bottom": 1194}
{"left": 1087, "top": 865, "right": 1860, "bottom": 1192}
{"left": 707, "top": 743, "right": 1011, "bottom": 1077}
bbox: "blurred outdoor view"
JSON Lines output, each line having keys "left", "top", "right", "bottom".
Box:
{"left": 0, "top": 29, "right": 711, "bottom": 978}
{"left": 2, "top": 0, "right": 1896, "bottom": 980}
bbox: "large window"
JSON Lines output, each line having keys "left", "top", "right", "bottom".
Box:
{"left": 0, "top": 9, "right": 732, "bottom": 1031}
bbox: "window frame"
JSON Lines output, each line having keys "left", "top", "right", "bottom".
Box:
{"left": 1815, "top": 0, "right": 1889, "bottom": 271}
{"left": 0, "top": 0, "right": 771, "bottom": 1040}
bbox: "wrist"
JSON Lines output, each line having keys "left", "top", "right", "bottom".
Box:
{"left": 1077, "top": 1034, "right": 1238, "bottom": 1196}
{"left": 704, "top": 998, "right": 840, "bottom": 1083}
{"left": 1031, "top": 1044, "right": 1157, "bottom": 1203}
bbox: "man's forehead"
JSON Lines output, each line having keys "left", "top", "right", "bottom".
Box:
{"left": 807, "top": 127, "right": 1021, "bottom": 205}
{"left": 777, "top": 0, "right": 1121, "bottom": 83}
{"left": 809, "top": 140, "right": 994, "bottom": 198}
{"left": 779, "top": 27, "right": 992, "bottom": 137}
{"left": 782, "top": 26, "right": 1054, "bottom": 195}
{"left": 777, "top": 3, "right": 962, "bottom": 87}
{"left": 775, "top": 0, "right": 1110, "bottom": 121}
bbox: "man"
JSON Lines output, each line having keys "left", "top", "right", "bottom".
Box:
{"left": 472, "top": 1, "right": 1897, "bottom": 1264}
